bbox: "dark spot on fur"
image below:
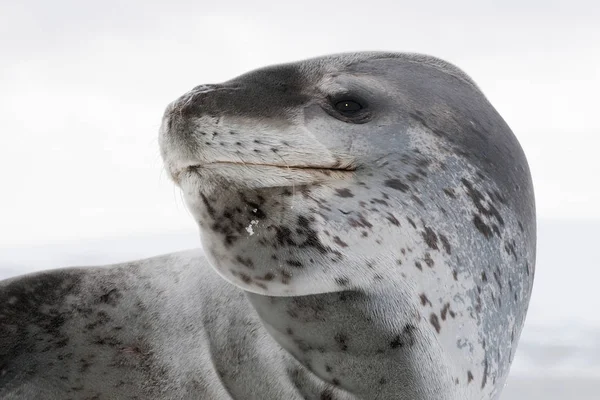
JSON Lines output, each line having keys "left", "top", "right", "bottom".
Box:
{"left": 422, "top": 227, "right": 439, "bottom": 250}
{"left": 235, "top": 255, "right": 254, "bottom": 269}
{"left": 462, "top": 178, "right": 505, "bottom": 231}
{"left": 482, "top": 357, "right": 488, "bottom": 389}
{"left": 98, "top": 288, "right": 121, "bottom": 306}
{"left": 260, "top": 273, "right": 275, "bottom": 281}
{"left": 333, "top": 236, "right": 348, "bottom": 248}
{"left": 297, "top": 216, "right": 310, "bottom": 228}
{"left": 420, "top": 293, "right": 432, "bottom": 307}
{"left": 334, "top": 333, "right": 349, "bottom": 351}
{"left": 280, "top": 270, "right": 291, "bottom": 285}
{"left": 255, "top": 282, "right": 267, "bottom": 290}
{"left": 385, "top": 212, "right": 400, "bottom": 226}
{"left": 439, "top": 234, "right": 452, "bottom": 254}
{"left": 200, "top": 194, "right": 216, "bottom": 218}
{"left": 286, "top": 260, "right": 303, "bottom": 268}
{"left": 430, "top": 313, "right": 441, "bottom": 333}
{"left": 389, "top": 335, "right": 403, "bottom": 349}
{"left": 335, "top": 188, "right": 354, "bottom": 198}
{"left": 493, "top": 268, "right": 503, "bottom": 290}
{"left": 406, "top": 173, "right": 420, "bottom": 182}
{"left": 423, "top": 253, "right": 434, "bottom": 268}
{"left": 492, "top": 224, "right": 501, "bottom": 236}
{"left": 372, "top": 198, "right": 389, "bottom": 206}
{"left": 84, "top": 311, "right": 110, "bottom": 331}
{"left": 238, "top": 273, "right": 252, "bottom": 284}
{"left": 468, "top": 371, "right": 474, "bottom": 383}
{"left": 410, "top": 195, "right": 424, "bottom": 209}
{"left": 384, "top": 179, "right": 409, "bottom": 192}
{"left": 320, "top": 390, "right": 334, "bottom": 400}
{"left": 441, "top": 303, "right": 451, "bottom": 321}
{"left": 473, "top": 215, "right": 493, "bottom": 238}
{"left": 335, "top": 277, "right": 350, "bottom": 287}
{"left": 275, "top": 226, "right": 295, "bottom": 246}
{"left": 443, "top": 188, "right": 456, "bottom": 198}
{"left": 475, "top": 294, "right": 482, "bottom": 313}
{"left": 92, "top": 335, "right": 122, "bottom": 347}
{"left": 348, "top": 214, "right": 373, "bottom": 230}
{"left": 389, "top": 324, "right": 417, "bottom": 349}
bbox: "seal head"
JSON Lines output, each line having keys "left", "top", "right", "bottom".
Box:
{"left": 160, "top": 52, "right": 536, "bottom": 399}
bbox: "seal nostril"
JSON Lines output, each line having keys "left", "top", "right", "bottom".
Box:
{"left": 192, "top": 84, "right": 219, "bottom": 94}
{"left": 169, "top": 91, "right": 203, "bottom": 119}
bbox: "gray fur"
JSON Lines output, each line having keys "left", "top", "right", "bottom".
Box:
{"left": 1, "top": 52, "right": 535, "bottom": 399}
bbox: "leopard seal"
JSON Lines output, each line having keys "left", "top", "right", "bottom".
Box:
{"left": 0, "top": 52, "right": 535, "bottom": 399}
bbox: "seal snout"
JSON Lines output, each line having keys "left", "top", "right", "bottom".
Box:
{"left": 166, "top": 90, "right": 204, "bottom": 120}
{"left": 158, "top": 75, "right": 356, "bottom": 189}
{"left": 159, "top": 85, "right": 223, "bottom": 183}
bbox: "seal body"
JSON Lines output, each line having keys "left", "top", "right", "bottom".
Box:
{"left": 1, "top": 52, "right": 535, "bottom": 399}
{"left": 1, "top": 251, "right": 353, "bottom": 399}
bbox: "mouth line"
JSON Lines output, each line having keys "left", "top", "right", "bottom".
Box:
{"left": 183, "top": 161, "right": 356, "bottom": 173}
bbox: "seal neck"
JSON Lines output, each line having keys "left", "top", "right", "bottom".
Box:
{"left": 245, "top": 288, "right": 456, "bottom": 399}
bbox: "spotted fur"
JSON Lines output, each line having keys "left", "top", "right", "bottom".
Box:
{"left": 1, "top": 52, "right": 535, "bottom": 399}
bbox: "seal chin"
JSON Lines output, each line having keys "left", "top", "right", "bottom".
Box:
{"left": 172, "top": 161, "right": 356, "bottom": 190}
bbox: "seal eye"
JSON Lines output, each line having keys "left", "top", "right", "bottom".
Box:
{"left": 325, "top": 95, "right": 371, "bottom": 123}
{"left": 335, "top": 100, "right": 363, "bottom": 114}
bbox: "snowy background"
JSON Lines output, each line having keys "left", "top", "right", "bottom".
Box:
{"left": 1, "top": 1, "right": 599, "bottom": 398}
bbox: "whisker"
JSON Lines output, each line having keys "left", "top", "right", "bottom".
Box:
{"left": 272, "top": 150, "right": 295, "bottom": 209}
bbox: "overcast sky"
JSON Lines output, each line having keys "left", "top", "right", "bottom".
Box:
{"left": 0, "top": 0, "right": 598, "bottom": 245}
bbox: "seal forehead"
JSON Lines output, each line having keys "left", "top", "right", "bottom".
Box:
{"left": 297, "top": 51, "right": 479, "bottom": 88}
{"left": 225, "top": 51, "right": 478, "bottom": 96}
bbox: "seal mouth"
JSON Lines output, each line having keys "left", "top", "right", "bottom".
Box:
{"left": 171, "top": 161, "right": 356, "bottom": 185}
{"left": 186, "top": 161, "right": 356, "bottom": 172}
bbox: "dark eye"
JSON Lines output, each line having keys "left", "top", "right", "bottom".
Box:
{"left": 335, "top": 100, "right": 363, "bottom": 114}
